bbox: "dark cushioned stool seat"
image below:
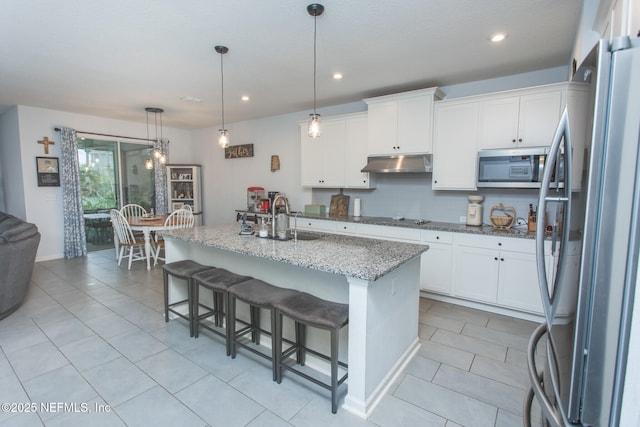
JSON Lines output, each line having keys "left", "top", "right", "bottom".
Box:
{"left": 228, "top": 279, "right": 300, "bottom": 381}
{"left": 163, "top": 260, "right": 214, "bottom": 337}
{"left": 274, "top": 291, "right": 349, "bottom": 413}
{"left": 191, "top": 268, "right": 252, "bottom": 355}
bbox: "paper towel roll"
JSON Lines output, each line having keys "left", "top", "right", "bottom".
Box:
{"left": 354, "top": 198, "right": 361, "bottom": 217}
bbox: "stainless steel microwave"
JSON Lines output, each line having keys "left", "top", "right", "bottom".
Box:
{"left": 476, "top": 147, "right": 564, "bottom": 188}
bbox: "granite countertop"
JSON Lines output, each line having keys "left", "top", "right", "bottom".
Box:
{"left": 160, "top": 223, "right": 428, "bottom": 281}
{"left": 295, "top": 213, "right": 578, "bottom": 240}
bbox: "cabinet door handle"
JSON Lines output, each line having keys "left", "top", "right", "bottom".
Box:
{"left": 512, "top": 139, "right": 517, "bottom": 143}
{"left": 500, "top": 258, "right": 504, "bottom": 262}
{"left": 436, "top": 236, "right": 440, "bottom": 240}
{"left": 518, "top": 138, "right": 523, "bottom": 143}
{"left": 498, "top": 242, "right": 502, "bottom": 246}
{"left": 494, "top": 257, "right": 498, "bottom": 261}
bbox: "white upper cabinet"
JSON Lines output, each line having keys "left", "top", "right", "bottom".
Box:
{"left": 300, "top": 112, "right": 374, "bottom": 189}
{"left": 300, "top": 119, "right": 346, "bottom": 188}
{"left": 344, "top": 113, "right": 374, "bottom": 188}
{"left": 478, "top": 90, "right": 562, "bottom": 149}
{"left": 364, "top": 87, "right": 444, "bottom": 156}
{"left": 432, "top": 82, "right": 590, "bottom": 191}
{"left": 432, "top": 100, "right": 479, "bottom": 190}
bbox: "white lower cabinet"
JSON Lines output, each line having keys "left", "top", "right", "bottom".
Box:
{"left": 295, "top": 218, "right": 335, "bottom": 232}
{"left": 419, "top": 230, "right": 453, "bottom": 294}
{"left": 453, "top": 244, "right": 501, "bottom": 303}
{"left": 453, "top": 234, "right": 542, "bottom": 310}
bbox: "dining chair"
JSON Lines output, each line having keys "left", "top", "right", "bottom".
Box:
{"left": 120, "top": 204, "right": 147, "bottom": 240}
{"left": 181, "top": 204, "right": 193, "bottom": 212}
{"left": 120, "top": 204, "right": 147, "bottom": 218}
{"left": 153, "top": 209, "right": 195, "bottom": 266}
{"left": 110, "top": 209, "right": 147, "bottom": 269}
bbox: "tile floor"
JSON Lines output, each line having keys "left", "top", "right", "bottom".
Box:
{"left": 0, "top": 249, "right": 544, "bottom": 426}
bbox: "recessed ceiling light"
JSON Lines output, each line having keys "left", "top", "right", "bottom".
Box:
{"left": 241, "top": 95, "right": 250, "bottom": 101}
{"left": 180, "top": 96, "right": 202, "bottom": 103}
{"left": 490, "top": 33, "right": 507, "bottom": 42}
{"left": 333, "top": 73, "right": 343, "bottom": 80}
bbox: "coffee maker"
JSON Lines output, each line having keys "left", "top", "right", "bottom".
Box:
{"left": 466, "top": 195, "right": 484, "bottom": 226}
{"left": 247, "top": 187, "right": 265, "bottom": 211}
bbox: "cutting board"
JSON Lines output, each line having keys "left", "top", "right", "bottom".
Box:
{"left": 329, "top": 189, "right": 350, "bottom": 217}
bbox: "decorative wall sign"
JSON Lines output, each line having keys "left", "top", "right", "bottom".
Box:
{"left": 270, "top": 155, "right": 280, "bottom": 172}
{"left": 36, "top": 157, "right": 60, "bottom": 187}
{"left": 224, "top": 143, "right": 254, "bottom": 159}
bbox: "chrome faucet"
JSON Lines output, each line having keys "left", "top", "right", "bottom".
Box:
{"left": 271, "top": 193, "right": 290, "bottom": 238}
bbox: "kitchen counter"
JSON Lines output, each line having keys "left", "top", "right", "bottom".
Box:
{"left": 161, "top": 223, "right": 427, "bottom": 418}
{"left": 292, "top": 213, "right": 580, "bottom": 240}
{"left": 161, "top": 223, "right": 427, "bottom": 281}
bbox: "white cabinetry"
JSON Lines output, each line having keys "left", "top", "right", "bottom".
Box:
{"left": 296, "top": 218, "right": 336, "bottom": 232}
{"left": 478, "top": 90, "right": 562, "bottom": 149}
{"left": 300, "top": 113, "right": 374, "bottom": 189}
{"left": 453, "top": 234, "right": 541, "bottom": 308}
{"left": 364, "top": 87, "right": 444, "bottom": 155}
{"left": 344, "top": 114, "right": 374, "bottom": 188}
{"left": 419, "top": 230, "right": 453, "bottom": 294}
{"left": 432, "top": 101, "right": 479, "bottom": 190}
{"left": 166, "top": 164, "right": 202, "bottom": 225}
{"left": 300, "top": 119, "right": 345, "bottom": 187}
{"left": 431, "top": 82, "right": 590, "bottom": 191}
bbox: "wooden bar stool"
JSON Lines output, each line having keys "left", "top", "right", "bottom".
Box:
{"left": 191, "top": 268, "right": 252, "bottom": 355}
{"left": 228, "top": 279, "right": 300, "bottom": 381}
{"left": 274, "top": 291, "right": 349, "bottom": 413}
{"left": 162, "top": 260, "right": 214, "bottom": 337}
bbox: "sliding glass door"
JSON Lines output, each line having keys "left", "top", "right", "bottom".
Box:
{"left": 77, "top": 138, "right": 155, "bottom": 211}
{"left": 78, "top": 138, "right": 155, "bottom": 250}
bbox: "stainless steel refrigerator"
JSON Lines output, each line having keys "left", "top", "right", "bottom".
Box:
{"left": 524, "top": 36, "right": 640, "bottom": 426}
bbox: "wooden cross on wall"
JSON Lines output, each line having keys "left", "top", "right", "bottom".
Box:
{"left": 38, "top": 136, "right": 54, "bottom": 154}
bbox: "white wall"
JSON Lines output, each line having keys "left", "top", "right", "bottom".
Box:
{"left": 4, "top": 105, "right": 191, "bottom": 261}
{"left": 191, "top": 101, "right": 366, "bottom": 226}
{"left": 0, "top": 106, "right": 26, "bottom": 218}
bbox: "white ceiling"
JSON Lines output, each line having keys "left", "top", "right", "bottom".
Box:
{"left": 0, "top": 0, "right": 583, "bottom": 129}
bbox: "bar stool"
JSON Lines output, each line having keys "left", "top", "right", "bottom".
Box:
{"left": 163, "top": 260, "right": 214, "bottom": 337}
{"left": 274, "top": 291, "right": 349, "bottom": 414}
{"left": 191, "top": 268, "right": 252, "bottom": 355}
{"left": 228, "top": 279, "right": 300, "bottom": 381}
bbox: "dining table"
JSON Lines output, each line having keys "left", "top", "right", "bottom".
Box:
{"left": 127, "top": 215, "right": 169, "bottom": 270}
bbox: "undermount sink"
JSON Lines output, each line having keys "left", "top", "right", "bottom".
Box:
{"left": 293, "top": 231, "right": 322, "bottom": 241}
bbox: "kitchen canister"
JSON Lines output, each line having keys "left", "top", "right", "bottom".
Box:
{"left": 354, "top": 198, "right": 361, "bottom": 217}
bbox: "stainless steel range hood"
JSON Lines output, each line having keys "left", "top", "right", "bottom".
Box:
{"left": 361, "top": 154, "right": 432, "bottom": 173}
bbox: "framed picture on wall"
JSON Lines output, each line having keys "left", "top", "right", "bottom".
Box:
{"left": 36, "top": 157, "right": 60, "bottom": 187}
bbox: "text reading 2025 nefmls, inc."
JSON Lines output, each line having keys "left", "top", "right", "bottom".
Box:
{"left": 1, "top": 402, "right": 111, "bottom": 414}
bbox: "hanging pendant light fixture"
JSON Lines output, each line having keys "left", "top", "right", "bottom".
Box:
{"left": 144, "top": 107, "right": 165, "bottom": 169}
{"left": 215, "top": 45, "right": 230, "bottom": 148}
{"left": 307, "top": 3, "right": 324, "bottom": 138}
{"left": 152, "top": 109, "right": 167, "bottom": 164}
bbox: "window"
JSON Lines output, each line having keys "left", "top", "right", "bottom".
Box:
{"left": 77, "top": 138, "right": 155, "bottom": 212}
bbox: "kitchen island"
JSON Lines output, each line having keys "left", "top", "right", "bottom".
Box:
{"left": 161, "top": 223, "right": 428, "bottom": 418}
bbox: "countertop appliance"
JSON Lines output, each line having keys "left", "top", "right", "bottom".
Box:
{"left": 524, "top": 37, "right": 640, "bottom": 426}
{"left": 476, "top": 146, "right": 564, "bottom": 188}
{"left": 466, "top": 195, "right": 484, "bottom": 226}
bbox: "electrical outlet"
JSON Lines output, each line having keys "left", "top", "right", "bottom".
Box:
{"left": 459, "top": 215, "right": 467, "bottom": 223}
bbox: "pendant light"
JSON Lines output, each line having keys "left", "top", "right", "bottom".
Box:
{"left": 144, "top": 107, "right": 154, "bottom": 170}
{"left": 144, "top": 107, "right": 166, "bottom": 169}
{"left": 215, "top": 45, "right": 230, "bottom": 148}
{"left": 307, "top": 3, "right": 324, "bottom": 138}
{"left": 152, "top": 109, "right": 167, "bottom": 164}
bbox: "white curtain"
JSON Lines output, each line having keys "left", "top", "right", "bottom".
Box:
{"left": 60, "top": 127, "right": 87, "bottom": 257}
